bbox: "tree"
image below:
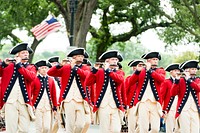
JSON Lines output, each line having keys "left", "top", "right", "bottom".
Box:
{"left": 173, "top": 51, "right": 199, "bottom": 63}
{"left": 49, "top": 0, "right": 97, "bottom": 48}
{"left": 89, "top": 0, "right": 171, "bottom": 60}
{"left": 32, "top": 51, "right": 66, "bottom": 63}
{"left": 0, "top": 0, "right": 60, "bottom": 62}
{"left": 0, "top": 0, "right": 97, "bottom": 62}
{"left": 2, "top": 0, "right": 198, "bottom": 63}
{"left": 142, "top": 0, "right": 200, "bottom": 45}
{"left": 173, "top": 51, "right": 200, "bottom": 76}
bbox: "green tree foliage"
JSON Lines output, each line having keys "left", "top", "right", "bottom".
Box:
{"left": 0, "top": 44, "right": 13, "bottom": 59}
{"left": 90, "top": 0, "right": 171, "bottom": 60}
{"left": 32, "top": 51, "right": 66, "bottom": 63}
{"left": 173, "top": 51, "right": 199, "bottom": 63}
{"left": 0, "top": 0, "right": 59, "bottom": 62}
{"left": 1, "top": 0, "right": 199, "bottom": 63}
{"left": 143, "top": 0, "right": 200, "bottom": 45}
{"left": 0, "top": 0, "right": 97, "bottom": 62}
{"left": 173, "top": 51, "right": 200, "bottom": 76}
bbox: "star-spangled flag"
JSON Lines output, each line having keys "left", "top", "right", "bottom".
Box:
{"left": 31, "top": 15, "right": 61, "bottom": 41}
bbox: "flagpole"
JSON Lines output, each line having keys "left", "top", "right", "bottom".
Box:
{"left": 69, "top": 0, "right": 78, "bottom": 46}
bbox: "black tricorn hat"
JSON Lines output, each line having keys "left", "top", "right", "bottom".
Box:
{"left": 165, "top": 63, "right": 181, "bottom": 72}
{"left": 84, "top": 51, "right": 89, "bottom": 58}
{"left": 67, "top": 48, "right": 85, "bottom": 57}
{"left": 180, "top": 60, "right": 199, "bottom": 70}
{"left": 141, "top": 52, "right": 161, "bottom": 60}
{"left": 10, "top": 43, "right": 33, "bottom": 55}
{"left": 128, "top": 59, "right": 144, "bottom": 67}
{"left": 35, "top": 60, "right": 50, "bottom": 69}
{"left": 83, "top": 58, "right": 92, "bottom": 66}
{"left": 117, "top": 54, "right": 123, "bottom": 62}
{"left": 98, "top": 50, "right": 120, "bottom": 61}
{"left": 48, "top": 56, "right": 59, "bottom": 63}
{"left": 117, "top": 62, "right": 122, "bottom": 69}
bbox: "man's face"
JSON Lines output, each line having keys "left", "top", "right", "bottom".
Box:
{"left": 17, "top": 50, "right": 29, "bottom": 60}
{"left": 188, "top": 68, "right": 197, "bottom": 75}
{"left": 108, "top": 57, "right": 119, "bottom": 65}
{"left": 73, "top": 55, "right": 84, "bottom": 63}
{"left": 38, "top": 66, "right": 49, "bottom": 76}
{"left": 147, "top": 58, "right": 159, "bottom": 66}
{"left": 170, "top": 69, "right": 180, "bottom": 77}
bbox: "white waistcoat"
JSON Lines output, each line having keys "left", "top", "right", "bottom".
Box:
{"left": 183, "top": 93, "right": 197, "bottom": 111}
{"left": 37, "top": 88, "right": 51, "bottom": 110}
{"left": 141, "top": 81, "right": 156, "bottom": 103}
{"left": 7, "top": 78, "right": 25, "bottom": 104}
{"left": 64, "top": 78, "right": 83, "bottom": 102}
{"left": 100, "top": 82, "right": 117, "bottom": 109}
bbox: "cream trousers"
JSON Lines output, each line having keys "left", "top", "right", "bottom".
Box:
{"left": 138, "top": 100, "right": 160, "bottom": 133}
{"left": 177, "top": 108, "right": 199, "bottom": 133}
{"left": 5, "top": 101, "right": 30, "bottom": 133}
{"left": 63, "top": 100, "right": 86, "bottom": 133}
{"left": 98, "top": 105, "right": 121, "bottom": 133}
{"left": 35, "top": 108, "right": 51, "bottom": 133}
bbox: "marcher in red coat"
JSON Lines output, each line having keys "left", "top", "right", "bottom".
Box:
{"left": 48, "top": 56, "right": 67, "bottom": 128}
{"left": 126, "top": 59, "right": 144, "bottom": 133}
{"left": 47, "top": 48, "right": 90, "bottom": 133}
{"left": 0, "top": 43, "right": 37, "bottom": 133}
{"left": 171, "top": 60, "right": 200, "bottom": 133}
{"left": 86, "top": 50, "right": 125, "bottom": 133}
{"left": 161, "top": 63, "right": 182, "bottom": 133}
{"left": 117, "top": 62, "right": 125, "bottom": 76}
{"left": 32, "top": 60, "right": 57, "bottom": 133}
{"left": 116, "top": 62, "right": 127, "bottom": 109}
{"left": 48, "top": 56, "right": 61, "bottom": 89}
{"left": 82, "top": 57, "right": 94, "bottom": 133}
{"left": 129, "top": 52, "right": 166, "bottom": 133}
{"left": 82, "top": 58, "right": 93, "bottom": 105}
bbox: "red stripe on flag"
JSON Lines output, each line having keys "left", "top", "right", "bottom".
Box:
{"left": 34, "top": 22, "right": 60, "bottom": 36}
{"left": 31, "top": 17, "right": 61, "bottom": 41}
{"left": 35, "top": 23, "right": 61, "bottom": 40}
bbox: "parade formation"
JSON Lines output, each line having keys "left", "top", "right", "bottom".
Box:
{"left": 0, "top": 42, "right": 200, "bottom": 133}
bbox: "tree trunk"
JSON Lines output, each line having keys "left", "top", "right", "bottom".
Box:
{"left": 52, "top": 0, "right": 97, "bottom": 48}
{"left": 66, "top": 0, "right": 97, "bottom": 48}
{"left": 96, "top": 42, "right": 109, "bottom": 61}
{"left": 74, "top": 0, "right": 97, "bottom": 48}
{"left": 29, "top": 38, "right": 40, "bottom": 63}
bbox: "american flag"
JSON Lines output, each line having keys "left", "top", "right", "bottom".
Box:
{"left": 31, "top": 16, "right": 61, "bottom": 41}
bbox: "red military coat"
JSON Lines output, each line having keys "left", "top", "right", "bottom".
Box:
{"left": 171, "top": 77, "right": 200, "bottom": 118}
{"left": 0, "top": 62, "right": 36, "bottom": 109}
{"left": 129, "top": 68, "right": 166, "bottom": 106}
{"left": 125, "top": 75, "right": 137, "bottom": 108}
{"left": 117, "top": 70, "right": 127, "bottom": 109}
{"left": 85, "top": 67, "right": 125, "bottom": 112}
{"left": 47, "top": 64, "right": 90, "bottom": 105}
{"left": 117, "top": 69, "right": 125, "bottom": 76}
{"left": 82, "top": 64, "right": 94, "bottom": 106}
{"left": 161, "top": 77, "right": 175, "bottom": 112}
{"left": 32, "top": 75, "right": 57, "bottom": 110}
